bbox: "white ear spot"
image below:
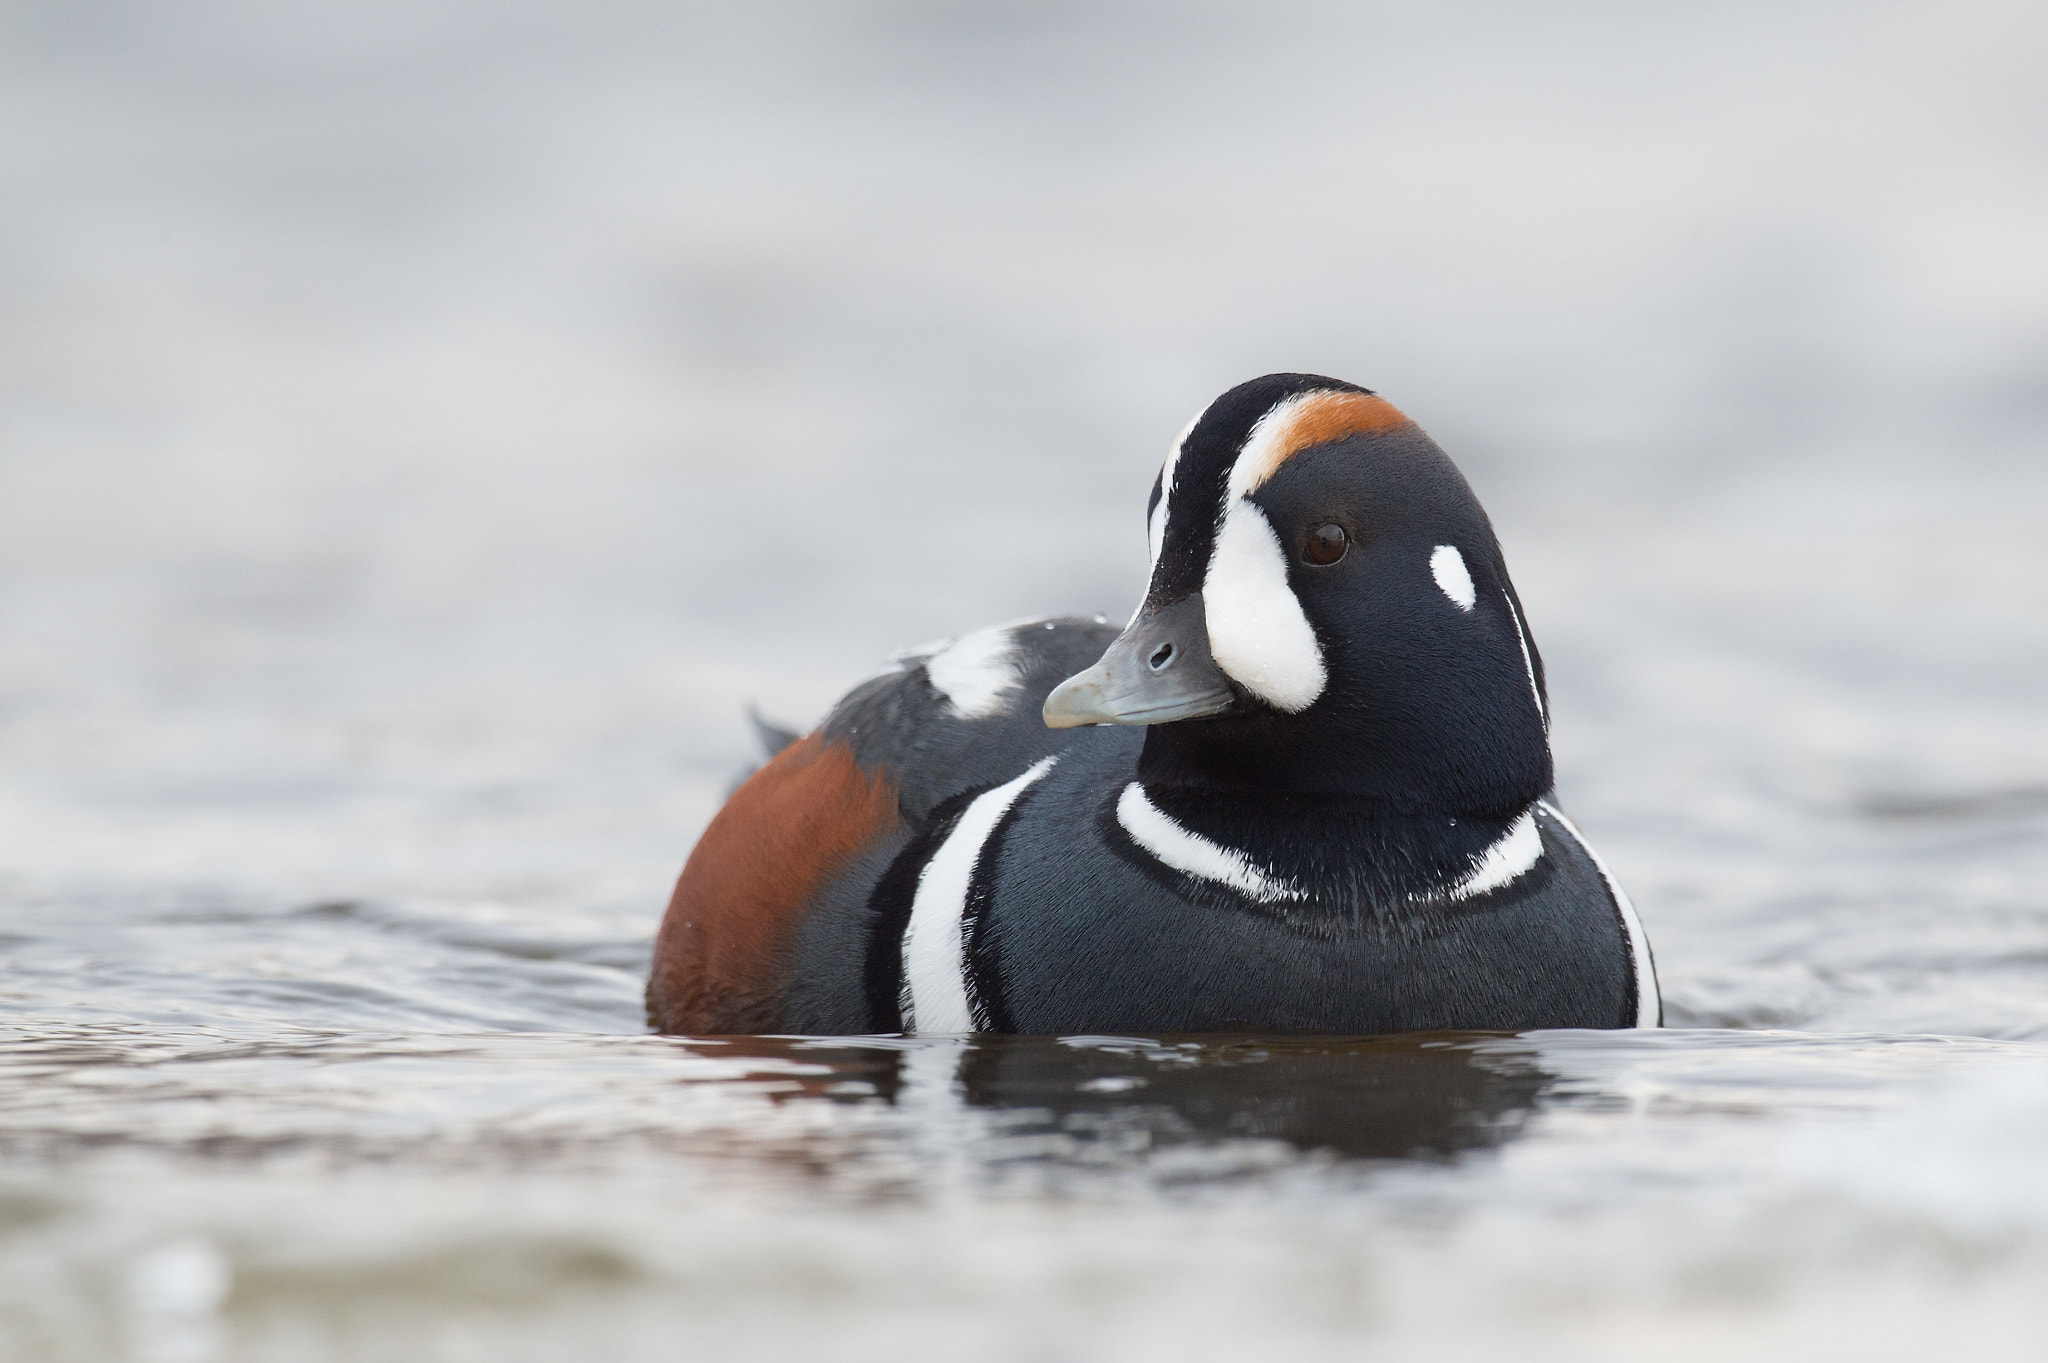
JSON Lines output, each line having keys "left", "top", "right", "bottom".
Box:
{"left": 1203, "top": 500, "right": 1326, "bottom": 711}
{"left": 1430, "top": 544, "right": 1475, "bottom": 611}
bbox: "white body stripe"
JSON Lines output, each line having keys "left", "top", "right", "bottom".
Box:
{"left": 1116, "top": 782, "right": 1303, "bottom": 903}
{"left": 1430, "top": 544, "right": 1476, "bottom": 611}
{"left": 902, "top": 756, "right": 1059, "bottom": 1033}
{"left": 1504, "top": 594, "right": 1547, "bottom": 729}
{"left": 1203, "top": 500, "right": 1327, "bottom": 711}
{"left": 1447, "top": 810, "right": 1542, "bottom": 899}
{"left": 1537, "top": 799, "right": 1660, "bottom": 1027}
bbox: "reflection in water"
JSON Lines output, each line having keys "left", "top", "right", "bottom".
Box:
{"left": 675, "top": 1032, "right": 1551, "bottom": 1169}
{"left": 960, "top": 1033, "right": 1549, "bottom": 1163}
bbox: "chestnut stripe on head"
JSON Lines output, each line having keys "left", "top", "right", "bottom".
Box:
{"left": 1228, "top": 390, "right": 1410, "bottom": 500}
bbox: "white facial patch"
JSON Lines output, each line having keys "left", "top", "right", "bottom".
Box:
{"left": 1203, "top": 499, "right": 1327, "bottom": 712}
{"left": 923, "top": 624, "right": 1022, "bottom": 718}
{"left": 901, "top": 756, "right": 1059, "bottom": 1034}
{"left": 1116, "top": 782, "right": 1302, "bottom": 903}
{"left": 1430, "top": 544, "right": 1476, "bottom": 611}
{"left": 1446, "top": 810, "right": 1542, "bottom": 900}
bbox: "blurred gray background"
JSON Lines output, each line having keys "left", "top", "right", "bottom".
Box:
{"left": 2, "top": 0, "right": 2045, "bottom": 1033}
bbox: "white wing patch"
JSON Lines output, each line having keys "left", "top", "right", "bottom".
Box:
{"left": 1537, "top": 799, "right": 1660, "bottom": 1027}
{"left": 1430, "top": 544, "right": 1476, "bottom": 611}
{"left": 901, "top": 756, "right": 1060, "bottom": 1034}
{"left": 1446, "top": 810, "right": 1543, "bottom": 900}
{"left": 923, "top": 624, "right": 1023, "bottom": 718}
{"left": 1116, "top": 782, "right": 1303, "bottom": 903}
{"left": 1203, "top": 499, "right": 1327, "bottom": 712}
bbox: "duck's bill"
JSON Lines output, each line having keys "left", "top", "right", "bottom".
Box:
{"left": 1042, "top": 594, "right": 1238, "bottom": 728}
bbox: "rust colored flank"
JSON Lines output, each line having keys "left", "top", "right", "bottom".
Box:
{"left": 648, "top": 733, "right": 901, "bottom": 1034}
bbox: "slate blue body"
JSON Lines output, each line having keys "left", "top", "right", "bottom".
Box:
{"left": 780, "top": 619, "right": 1643, "bottom": 1035}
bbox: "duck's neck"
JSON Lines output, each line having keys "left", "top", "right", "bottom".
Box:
{"left": 1131, "top": 712, "right": 1551, "bottom": 911}
{"left": 1134, "top": 705, "right": 1550, "bottom": 815}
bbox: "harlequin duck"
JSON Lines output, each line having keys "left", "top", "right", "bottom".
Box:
{"left": 648, "top": 373, "right": 1659, "bottom": 1036}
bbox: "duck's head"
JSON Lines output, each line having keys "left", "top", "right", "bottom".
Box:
{"left": 1044, "top": 373, "right": 1551, "bottom": 812}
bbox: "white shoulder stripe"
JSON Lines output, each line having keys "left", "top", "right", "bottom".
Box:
{"left": 901, "top": 756, "right": 1059, "bottom": 1034}
{"left": 1116, "top": 782, "right": 1303, "bottom": 904}
{"left": 1447, "top": 810, "right": 1542, "bottom": 899}
{"left": 1537, "top": 799, "right": 1661, "bottom": 1028}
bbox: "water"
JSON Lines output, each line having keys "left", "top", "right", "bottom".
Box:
{"left": 3, "top": 2, "right": 2047, "bottom": 1358}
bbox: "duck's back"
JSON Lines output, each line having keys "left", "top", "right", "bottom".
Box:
{"left": 645, "top": 616, "right": 1120, "bottom": 1034}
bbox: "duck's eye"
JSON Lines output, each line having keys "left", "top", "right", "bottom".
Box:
{"left": 1302, "top": 523, "right": 1348, "bottom": 566}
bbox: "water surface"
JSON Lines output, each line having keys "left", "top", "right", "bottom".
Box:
{"left": 2, "top": 2, "right": 2046, "bottom": 1359}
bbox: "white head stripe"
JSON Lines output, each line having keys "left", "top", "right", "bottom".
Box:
{"left": 1148, "top": 410, "right": 1199, "bottom": 570}
{"left": 1203, "top": 500, "right": 1326, "bottom": 711}
{"left": 1446, "top": 810, "right": 1542, "bottom": 900}
{"left": 1503, "top": 593, "right": 1547, "bottom": 729}
{"left": 1430, "top": 544, "right": 1476, "bottom": 611}
{"left": 1116, "top": 782, "right": 1303, "bottom": 903}
{"left": 1226, "top": 392, "right": 1312, "bottom": 500}
{"left": 901, "top": 756, "right": 1060, "bottom": 1034}
{"left": 1538, "top": 800, "right": 1660, "bottom": 1027}
{"left": 1146, "top": 488, "right": 1167, "bottom": 570}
